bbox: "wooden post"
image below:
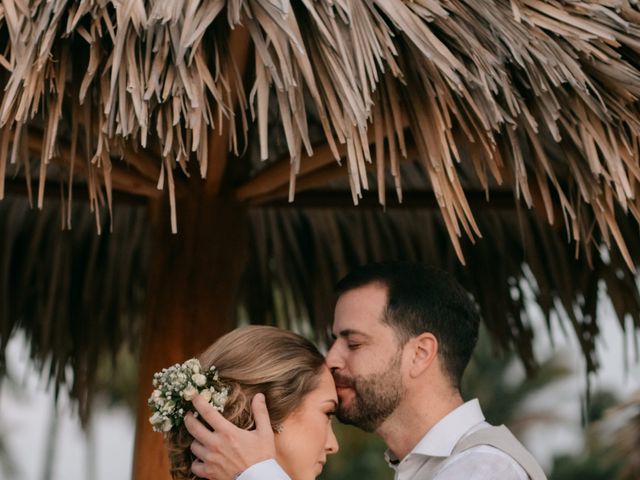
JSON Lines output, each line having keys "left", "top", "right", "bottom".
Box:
{"left": 131, "top": 22, "right": 251, "bottom": 480}
{"left": 132, "top": 193, "right": 248, "bottom": 480}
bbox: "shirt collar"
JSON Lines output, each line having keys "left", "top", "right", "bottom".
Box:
{"left": 385, "top": 398, "right": 486, "bottom": 464}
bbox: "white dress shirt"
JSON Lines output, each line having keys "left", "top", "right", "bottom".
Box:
{"left": 238, "top": 399, "right": 529, "bottom": 480}
{"left": 385, "top": 399, "right": 528, "bottom": 480}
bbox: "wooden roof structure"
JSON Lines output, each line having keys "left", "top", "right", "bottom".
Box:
{"left": 1, "top": 1, "right": 640, "bottom": 479}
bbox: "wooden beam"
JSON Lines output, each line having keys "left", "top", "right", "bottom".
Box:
{"left": 121, "top": 144, "right": 162, "bottom": 183}
{"left": 244, "top": 140, "right": 419, "bottom": 205}
{"left": 2, "top": 178, "right": 150, "bottom": 206}
{"left": 235, "top": 125, "right": 417, "bottom": 204}
{"left": 26, "top": 131, "right": 164, "bottom": 198}
{"left": 235, "top": 140, "right": 344, "bottom": 202}
{"left": 245, "top": 162, "right": 345, "bottom": 205}
{"left": 253, "top": 188, "right": 520, "bottom": 210}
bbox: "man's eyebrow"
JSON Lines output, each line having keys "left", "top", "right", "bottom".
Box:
{"left": 332, "top": 329, "right": 371, "bottom": 340}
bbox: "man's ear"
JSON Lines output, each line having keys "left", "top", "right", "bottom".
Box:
{"left": 408, "top": 332, "right": 438, "bottom": 378}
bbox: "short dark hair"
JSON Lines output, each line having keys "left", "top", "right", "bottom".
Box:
{"left": 335, "top": 262, "right": 480, "bottom": 389}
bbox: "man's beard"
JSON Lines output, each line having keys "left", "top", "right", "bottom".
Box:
{"left": 333, "top": 351, "right": 404, "bottom": 432}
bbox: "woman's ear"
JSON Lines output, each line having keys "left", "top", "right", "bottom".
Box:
{"left": 408, "top": 332, "right": 438, "bottom": 378}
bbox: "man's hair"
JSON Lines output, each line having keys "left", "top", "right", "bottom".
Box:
{"left": 335, "top": 262, "right": 480, "bottom": 390}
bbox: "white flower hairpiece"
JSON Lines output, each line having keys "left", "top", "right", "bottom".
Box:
{"left": 148, "top": 358, "right": 229, "bottom": 433}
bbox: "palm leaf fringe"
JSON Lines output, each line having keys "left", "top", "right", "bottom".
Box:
{"left": 0, "top": 197, "right": 149, "bottom": 422}
{"left": 240, "top": 204, "right": 640, "bottom": 376}
{"left": 0, "top": 194, "right": 639, "bottom": 420}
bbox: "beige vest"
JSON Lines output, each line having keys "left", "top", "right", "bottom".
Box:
{"left": 414, "top": 425, "right": 547, "bottom": 480}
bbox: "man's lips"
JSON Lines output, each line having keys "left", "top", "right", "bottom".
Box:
{"left": 332, "top": 374, "right": 354, "bottom": 389}
{"left": 335, "top": 384, "right": 354, "bottom": 400}
{"left": 335, "top": 384, "right": 353, "bottom": 395}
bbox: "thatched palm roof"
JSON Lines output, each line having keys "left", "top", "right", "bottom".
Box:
{"left": 2, "top": 0, "right": 640, "bottom": 254}
{"left": 1, "top": 1, "right": 640, "bottom": 416}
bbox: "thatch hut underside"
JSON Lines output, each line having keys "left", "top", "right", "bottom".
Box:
{"left": 1, "top": 1, "right": 640, "bottom": 479}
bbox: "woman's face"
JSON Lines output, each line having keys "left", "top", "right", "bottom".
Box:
{"left": 275, "top": 365, "right": 339, "bottom": 480}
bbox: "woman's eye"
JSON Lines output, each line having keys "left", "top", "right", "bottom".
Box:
{"left": 347, "top": 343, "right": 360, "bottom": 350}
{"left": 326, "top": 411, "right": 336, "bottom": 418}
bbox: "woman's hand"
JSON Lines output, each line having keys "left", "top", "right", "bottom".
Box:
{"left": 185, "top": 393, "right": 276, "bottom": 480}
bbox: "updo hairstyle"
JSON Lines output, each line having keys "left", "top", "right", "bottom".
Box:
{"left": 166, "top": 325, "right": 326, "bottom": 480}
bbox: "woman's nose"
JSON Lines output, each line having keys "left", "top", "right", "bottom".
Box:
{"left": 326, "top": 424, "right": 339, "bottom": 454}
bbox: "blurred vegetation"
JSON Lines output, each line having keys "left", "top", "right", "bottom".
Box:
{"left": 550, "top": 451, "right": 621, "bottom": 480}
{"left": 548, "top": 390, "right": 620, "bottom": 480}
{"left": 0, "top": 414, "right": 17, "bottom": 479}
{"left": 461, "top": 328, "right": 572, "bottom": 436}
{"left": 319, "top": 423, "right": 391, "bottom": 480}
{"left": 0, "top": 372, "right": 20, "bottom": 479}
{"left": 549, "top": 390, "right": 640, "bottom": 480}
{"left": 610, "top": 393, "right": 640, "bottom": 479}
{"left": 93, "top": 344, "right": 139, "bottom": 411}
{"left": 0, "top": 447, "right": 14, "bottom": 477}
{"left": 84, "top": 345, "right": 139, "bottom": 480}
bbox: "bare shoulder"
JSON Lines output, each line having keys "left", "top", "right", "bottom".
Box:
{"left": 436, "top": 446, "right": 529, "bottom": 480}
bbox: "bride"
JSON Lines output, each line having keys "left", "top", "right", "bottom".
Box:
{"left": 149, "top": 325, "right": 339, "bottom": 480}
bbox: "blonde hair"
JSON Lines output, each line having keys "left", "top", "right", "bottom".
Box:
{"left": 166, "top": 325, "right": 326, "bottom": 480}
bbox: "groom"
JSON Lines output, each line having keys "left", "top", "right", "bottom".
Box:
{"left": 185, "top": 262, "right": 547, "bottom": 479}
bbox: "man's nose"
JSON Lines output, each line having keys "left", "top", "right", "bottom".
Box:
{"left": 325, "top": 341, "right": 342, "bottom": 370}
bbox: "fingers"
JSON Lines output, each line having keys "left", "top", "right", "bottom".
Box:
{"left": 190, "top": 439, "right": 210, "bottom": 462}
{"left": 187, "top": 394, "right": 277, "bottom": 480}
{"left": 192, "top": 394, "right": 231, "bottom": 432}
{"left": 190, "top": 460, "right": 208, "bottom": 479}
{"left": 251, "top": 393, "right": 273, "bottom": 436}
{"left": 184, "top": 412, "right": 214, "bottom": 444}
{"left": 187, "top": 424, "right": 227, "bottom": 479}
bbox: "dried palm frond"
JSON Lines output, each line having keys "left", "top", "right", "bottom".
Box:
{"left": 0, "top": 0, "right": 640, "bottom": 268}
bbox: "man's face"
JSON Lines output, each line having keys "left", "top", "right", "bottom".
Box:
{"left": 325, "top": 283, "right": 405, "bottom": 432}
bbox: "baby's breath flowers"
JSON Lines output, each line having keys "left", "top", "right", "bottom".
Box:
{"left": 148, "top": 358, "right": 229, "bottom": 433}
